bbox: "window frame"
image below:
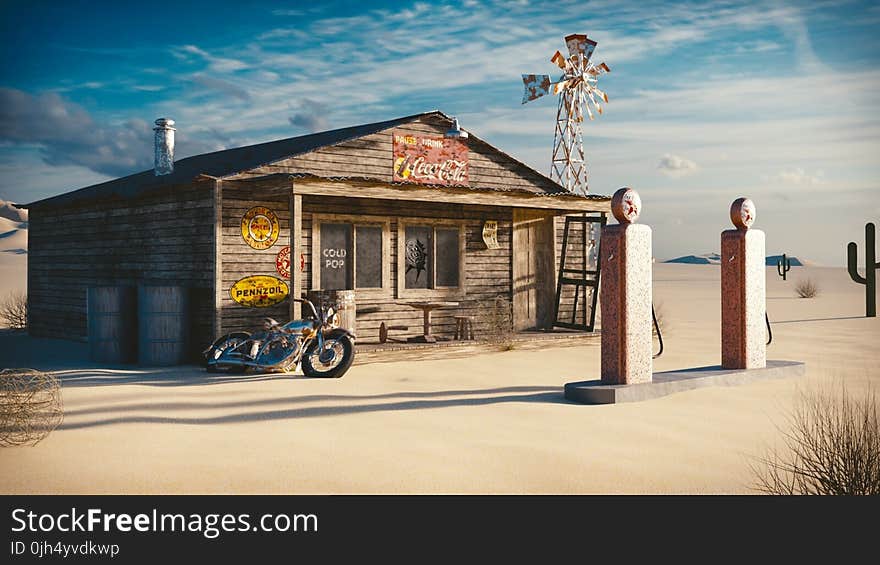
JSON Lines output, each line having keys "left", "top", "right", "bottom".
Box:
{"left": 311, "top": 214, "right": 392, "bottom": 299}
{"left": 396, "top": 218, "right": 467, "bottom": 300}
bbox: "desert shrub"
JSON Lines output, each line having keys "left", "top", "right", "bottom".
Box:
{"left": 477, "top": 297, "right": 514, "bottom": 350}
{"left": 751, "top": 385, "right": 880, "bottom": 495}
{"left": 0, "top": 368, "right": 64, "bottom": 447}
{"left": 794, "top": 278, "right": 819, "bottom": 299}
{"left": 0, "top": 291, "right": 27, "bottom": 329}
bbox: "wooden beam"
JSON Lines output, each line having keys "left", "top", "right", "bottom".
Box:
{"left": 213, "top": 178, "right": 223, "bottom": 339}
{"left": 290, "top": 183, "right": 303, "bottom": 320}
{"left": 294, "top": 178, "right": 610, "bottom": 213}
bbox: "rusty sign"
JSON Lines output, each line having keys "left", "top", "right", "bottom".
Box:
{"left": 229, "top": 275, "right": 289, "bottom": 307}
{"left": 241, "top": 206, "right": 280, "bottom": 250}
{"left": 392, "top": 130, "right": 468, "bottom": 187}
{"left": 275, "top": 246, "right": 291, "bottom": 279}
{"left": 482, "top": 220, "right": 501, "bottom": 249}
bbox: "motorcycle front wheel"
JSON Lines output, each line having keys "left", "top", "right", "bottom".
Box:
{"left": 301, "top": 330, "right": 355, "bottom": 378}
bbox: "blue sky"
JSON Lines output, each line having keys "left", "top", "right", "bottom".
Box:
{"left": 1, "top": 0, "right": 878, "bottom": 265}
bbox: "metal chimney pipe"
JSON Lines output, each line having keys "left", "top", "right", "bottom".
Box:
{"left": 153, "top": 118, "right": 176, "bottom": 176}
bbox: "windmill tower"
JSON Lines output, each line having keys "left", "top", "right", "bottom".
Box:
{"left": 521, "top": 34, "right": 610, "bottom": 196}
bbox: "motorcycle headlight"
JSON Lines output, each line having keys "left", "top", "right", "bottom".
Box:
{"left": 331, "top": 313, "right": 340, "bottom": 327}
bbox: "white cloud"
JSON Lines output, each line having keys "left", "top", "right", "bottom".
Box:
{"left": 657, "top": 154, "right": 698, "bottom": 177}
{"left": 765, "top": 168, "right": 824, "bottom": 186}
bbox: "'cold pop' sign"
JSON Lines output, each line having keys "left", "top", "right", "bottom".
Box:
{"left": 392, "top": 130, "right": 468, "bottom": 187}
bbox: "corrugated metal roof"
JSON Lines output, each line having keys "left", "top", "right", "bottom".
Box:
{"left": 21, "top": 110, "right": 607, "bottom": 208}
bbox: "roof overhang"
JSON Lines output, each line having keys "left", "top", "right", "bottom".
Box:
{"left": 290, "top": 176, "right": 610, "bottom": 213}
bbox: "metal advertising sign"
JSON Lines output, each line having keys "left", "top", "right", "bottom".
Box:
{"left": 392, "top": 130, "right": 468, "bottom": 187}
{"left": 275, "top": 246, "right": 291, "bottom": 279}
{"left": 482, "top": 220, "right": 501, "bottom": 249}
{"left": 241, "top": 206, "right": 280, "bottom": 250}
{"left": 230, "top": 275, "right": 289, "bottom": 307}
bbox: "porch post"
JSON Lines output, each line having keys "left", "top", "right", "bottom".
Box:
{"left": 290, "top": 181, "right": 303, "bottom": 320}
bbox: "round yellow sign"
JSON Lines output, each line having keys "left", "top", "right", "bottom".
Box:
{"left": 241, "top": 206, "right": 280, "bottom": 250}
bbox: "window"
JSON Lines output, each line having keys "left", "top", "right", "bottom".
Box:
{"left": 399, "top": 222, "right": 465, "bottom": 296}
{"left": 312, "top": 216, "right": 390, "bottom": 294}
{"left": 320, "top": 223, "right": 352, "bottom": 291}
{"left": 355, "top": 226, "right": 382, "bottom": 288}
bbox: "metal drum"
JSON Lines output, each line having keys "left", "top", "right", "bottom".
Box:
{"left": 87, "top": 286, "right": 136, "bottom": 363}
{"left": 306, "top": 289, "right": 356, "bottom": 334}
{"left": 138, "top": 286, "right": 190, "bottom": 366}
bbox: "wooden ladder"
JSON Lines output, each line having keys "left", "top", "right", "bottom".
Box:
{"left": 552, "top": 213, "right": 606, "bottom": 331}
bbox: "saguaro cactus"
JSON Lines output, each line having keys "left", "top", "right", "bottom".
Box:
{"left": 776, "top": 254, "right": 791, "bottom": 280}
{"left": 847, "top": 222, "right": 878, "bottom": 317}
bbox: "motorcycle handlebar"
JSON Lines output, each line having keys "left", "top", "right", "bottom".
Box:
{"left": 293, "top": 298, "right": 321, "bottom": 322}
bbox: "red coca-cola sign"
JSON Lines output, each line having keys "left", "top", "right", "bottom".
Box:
{"left": 392, "top": 130, "right": 468, "bottom": 187}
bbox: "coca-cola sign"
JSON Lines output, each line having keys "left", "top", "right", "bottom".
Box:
{"left": 392, "top": 130, "right": 468, "bottom": 187}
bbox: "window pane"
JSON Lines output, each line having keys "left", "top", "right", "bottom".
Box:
{"left": 320, "top": 223, "right": 352, "bottom": 290}
{"left": 356, "top": 226, "right": 382, "bottom": 289}
{"left": 435, "top": 228, "right": 460, "bottom": 287}
{"left": 404, "top": 226, "right": 431, "bottom": 289}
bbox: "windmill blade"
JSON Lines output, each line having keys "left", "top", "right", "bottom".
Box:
{"left": 552, "top": 79, "right": 570, "bottom": 95}
{"left": 592, "top": 86, "right": 609, "bottom": 103}
{"left": 564, "top": 34, "right": 597, "bottom": 63}
{"left": 597, "top": 62, "right": 610, "bottom": 73}
{"left": 587, "top": 90, "right": 603, "bottom": 114}
{"left": 550, "top": 50, "right": 568, "bottom": 70}
{"left": 521, "top": 74, "right": 552, "bottom": 104}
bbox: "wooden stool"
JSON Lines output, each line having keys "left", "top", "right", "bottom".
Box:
{"left": 453, "top": 316, "right": 475, "bottom": 340}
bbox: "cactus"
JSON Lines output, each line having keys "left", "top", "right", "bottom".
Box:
{"left": 776, "top": 253, "right": 791, "bottom": 281}
{"left": 847, "top": 222, "right": 878, "bottom": 317}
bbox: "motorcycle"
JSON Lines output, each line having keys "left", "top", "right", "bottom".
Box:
{"left": 203, "top": 298, "right": 356, "bottom": 378}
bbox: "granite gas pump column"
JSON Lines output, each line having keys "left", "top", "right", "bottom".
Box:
{"left": 600, "top": 187, "right": 653, "bottom": 384}
{"left": 721, "top": 197, "right": 766, "bottom": 369}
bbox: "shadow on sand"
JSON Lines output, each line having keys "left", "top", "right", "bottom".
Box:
{"left": 59, "top": 385, "right": 570, "bottom": 430}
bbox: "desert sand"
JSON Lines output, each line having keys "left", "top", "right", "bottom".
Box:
{"left": 1, "top": 263, "right": 878, "bottom": 494}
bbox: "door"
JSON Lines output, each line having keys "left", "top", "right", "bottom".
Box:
{"left": 512, "top": 209, "right": 556, "bottom": 330}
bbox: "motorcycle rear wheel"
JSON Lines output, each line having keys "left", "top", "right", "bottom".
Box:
{"left": 302, "top": 331, "right": 355, "bottom": 378}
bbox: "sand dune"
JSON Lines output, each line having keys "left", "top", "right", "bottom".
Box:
{"left": 0, "top": 263, "right": 877, "bottom": 494}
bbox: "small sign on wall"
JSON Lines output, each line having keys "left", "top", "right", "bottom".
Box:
{"left": 241, "top": 206, "right": 280, "bottom": 250}
{"left": 482, "top": 220, "right": 501, "bottom": 249}
{"left": 275, "top": 246, "right": 291, "bottom": 279}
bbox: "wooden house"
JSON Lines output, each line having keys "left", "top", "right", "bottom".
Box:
{"left": 22, "top": 111, "right": 609, "bottom": 363}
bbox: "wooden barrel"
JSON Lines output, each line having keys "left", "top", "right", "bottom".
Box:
{"left": 306, "top": 289, "right": 356, "bottom": 333}
{"left": 138, "top": 286, "right": 189, "bottom": 366}
{"left": 87, "top": 287, "right": 136, "bottom": 363}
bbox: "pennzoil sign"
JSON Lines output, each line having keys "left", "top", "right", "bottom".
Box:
{"left": 392, "top": 130, "right": 468, "bottom": 187}
{"left": 230, "top": 275, "right": 289, "bottom": 307}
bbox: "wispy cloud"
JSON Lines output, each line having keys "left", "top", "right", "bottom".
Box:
{"left": 764, "top": 168, "right": 825, "bottom": 186}
{"left": 657, "top": 154, "right": 698, "bottom": 177}
{"left": 289, "top": 99, "right": 330, "bottom": 133}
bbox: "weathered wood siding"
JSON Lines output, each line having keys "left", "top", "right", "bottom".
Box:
{"left": 219, "top": 178, "right": 291, "bottom": 336}
{"left": 231, "top": 115, "right": 562, "bottom": 195}
{"left": 218, "top": 185, "right": 514, "bottom": 342}
{"left": 27, "top": 183, "right": 215, "bottom": 351}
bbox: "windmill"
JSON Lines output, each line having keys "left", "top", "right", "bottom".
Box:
{"left": 521, "top": 34, "right": 610, "bottom": 196}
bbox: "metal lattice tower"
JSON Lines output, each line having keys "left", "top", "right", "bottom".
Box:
{"left": 521, "top": 34, "right": 610, "bottom": 196}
